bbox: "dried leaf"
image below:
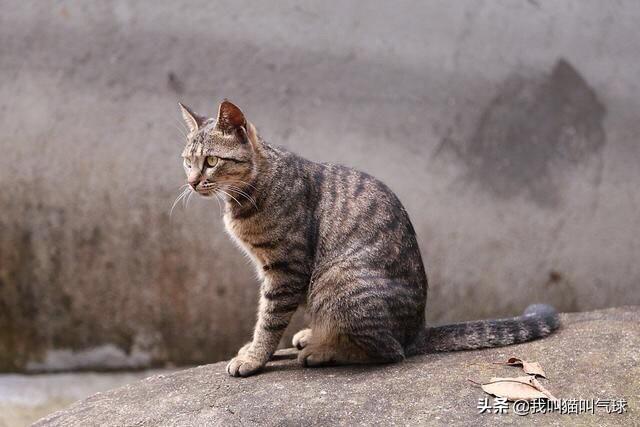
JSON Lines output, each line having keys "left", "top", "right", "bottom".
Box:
{"left": 480, "top": 376, "right": 557, "bottom": 401}
{"left": 522, "top": 361, "right": 546, "bottom": 378}
{"left": 530, "top": 377, "right": 558, "bottom": 401}
{"left": 494, "top": 357, "right": 547, "bottom": 378}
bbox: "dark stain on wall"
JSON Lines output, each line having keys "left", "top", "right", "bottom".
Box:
{"left": 446, "top": 59, "right": 606, "bottom": 207}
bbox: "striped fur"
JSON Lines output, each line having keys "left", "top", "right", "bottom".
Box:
{"left": 179, "top": 100, "right": 561, "bottom": 377}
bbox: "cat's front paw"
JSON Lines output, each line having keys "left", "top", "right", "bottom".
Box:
{"left": 226, "top": 355, "right": 263, "bottom": 377}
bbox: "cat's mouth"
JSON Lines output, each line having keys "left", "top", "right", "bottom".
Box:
{"left": 195, "top": 182, "right": 217, "bottom": 197}
{"left": 195, "top": 188, "right": 216, "bottom": 197}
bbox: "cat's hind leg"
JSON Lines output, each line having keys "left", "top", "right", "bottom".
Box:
{"left": 297, "top": 323, "right": 404, "bottom": 367}
{"left": 292, "top": 328, "right": 312, "bottom": 350}
{"left": 301, "top": 272, "right": 408, "bottom": 367}
{"left": 297, "top": 327, "right": 369, "bottom": 367}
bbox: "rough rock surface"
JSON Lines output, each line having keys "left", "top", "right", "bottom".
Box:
{"left": 36, "top": 307, "right": 639, "bottom": 426}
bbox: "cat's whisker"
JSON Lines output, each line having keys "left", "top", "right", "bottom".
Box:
{"left": 224, "top": 185, "right": 255, "bottom": 205}
{"left": 227, "top": 189, "right": 255, "bottom": 207}
{"left": 212, "top": 194, "right": 220, "bottom": 213}
{"left": 225, "top": 178, "right": 258, "bottom": 191}
{"left": 225, "top": 183, "right": 255, "bottom": 196}
{"left": 185, "top": 189, "right": 195, "bottom": 208}
{"left": 225, "top": 182, "right": 256, "bottom": 200}
{"left": 225, "top": 183, "right": 248, "bottom": 195}
{"left": 173, "top": 117, "right": 189, "bottom": 135}
{"left": 225, "top": 185, "right": 258, "bottom": 211}
{"left": 176, "top": 186, "right": 191, "bottom": 205}
{"left": 171, "top": 122, "right": 188, "bottom": 140}
{"left": 170, "top": 187, "right": 191, "bottom": 218}
{"left": 181, "top": 188, "right": 193, "bottom": 208}
{"left": 218, "top": 189, "right": 242, "bottom": 207}
{"left": 212, "top": 191, "right": 224, "bottom": 216}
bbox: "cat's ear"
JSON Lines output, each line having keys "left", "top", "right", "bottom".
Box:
{"left": 178, "top": 102, "right": 206, "bottom": 134}
{"left": 215, "top": 99, "right": 246, "bottom": 132}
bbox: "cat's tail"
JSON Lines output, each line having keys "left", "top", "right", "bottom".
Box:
{"left": 409, "top": 304, "right": 560, "bottom": 354}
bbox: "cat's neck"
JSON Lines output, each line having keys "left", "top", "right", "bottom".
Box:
{"left": 222, "top": 139, "right": 274, "bottom": 219}
{"left": 222, "top": 141, "right": 309, "bottom": 220}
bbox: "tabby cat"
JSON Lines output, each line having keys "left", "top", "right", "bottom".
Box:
{"left": 178, "top": 100, "right": 560, "bottom": 377}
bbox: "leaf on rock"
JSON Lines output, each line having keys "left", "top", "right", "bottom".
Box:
{"left": 494, "top": 357, "right": 547, "bottom": 378}
{"left": 479, "top": 376, "right": 558, "bottom": 401}
{"left": 529, "top": 377, "right": 558, "bottom": 401}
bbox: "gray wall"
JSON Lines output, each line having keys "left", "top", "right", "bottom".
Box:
{"left": 1, "top": 0, "right": 639, "bottom": 371}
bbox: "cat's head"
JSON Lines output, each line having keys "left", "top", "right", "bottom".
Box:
{"left": 178, "top": 100, "right": 258, "bottom": 198}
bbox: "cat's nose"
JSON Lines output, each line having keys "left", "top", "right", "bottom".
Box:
{"left": 188, "top": 178, "right": 200, "bottom": 190}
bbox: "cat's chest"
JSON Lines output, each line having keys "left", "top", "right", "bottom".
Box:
{"left": 223, "top": 214, "right": 269, "bottom": 276}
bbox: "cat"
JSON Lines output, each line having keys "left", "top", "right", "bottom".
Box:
{"left": 177, "top": 99, "right": 560, "bottom": 377}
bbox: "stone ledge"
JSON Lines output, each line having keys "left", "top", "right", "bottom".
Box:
{"left": 35, "top": 307, "right": 639, "bottom": 426}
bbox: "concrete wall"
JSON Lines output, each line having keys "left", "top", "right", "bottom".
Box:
{"left": 1, "top": 0, "right": 639, "bottom": 371}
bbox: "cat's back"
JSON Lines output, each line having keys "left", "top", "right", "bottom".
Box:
{"left": 312, "top": 161, "right": 408, "bottom": 222}
{"left": 309, "top": 161, "right": 423, "bottom": 267}
{"left": 267, "top": 146, "right": 407, "bottom": 221}
{"left": 263, "top": 146, "right": 425, "bottom": 280}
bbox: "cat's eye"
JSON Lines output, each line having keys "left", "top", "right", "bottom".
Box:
{"left": 206, "top": 156, "right": 218, "bottom": 168}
